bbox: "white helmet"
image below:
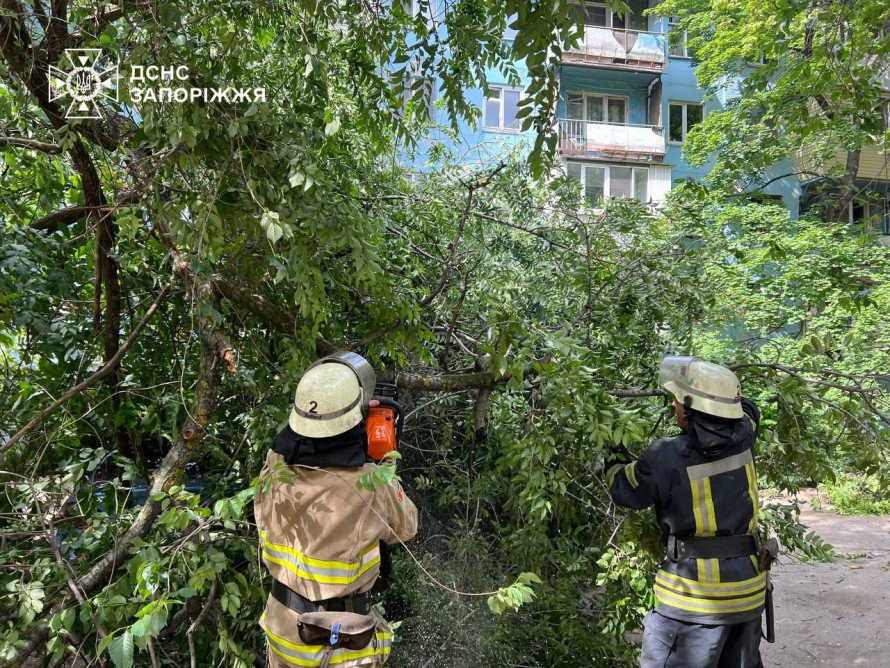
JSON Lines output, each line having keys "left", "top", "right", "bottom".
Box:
{"left": 289, "top": 352, "right": 376, "bottom": 438}
{"left": 659, "top": 356, "right": 743, "bottom": 419}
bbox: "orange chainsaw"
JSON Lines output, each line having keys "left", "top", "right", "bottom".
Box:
{"left": 366, "top": 383, "right": 403, "bottom": 461}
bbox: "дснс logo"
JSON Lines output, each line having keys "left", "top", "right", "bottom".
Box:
{"left": 48, "top": 49, "right": 118, "bottom": 120}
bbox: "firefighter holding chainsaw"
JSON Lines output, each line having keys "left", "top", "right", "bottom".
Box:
{"left": 255, "top": 352, "right": 417, "bottom": 668}
{"left": 605, "top": 357, "right": 777, "bottom": 668}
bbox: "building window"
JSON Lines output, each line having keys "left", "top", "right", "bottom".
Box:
{"left": 566, "top": 92, "right": 627, "bottom": 124}
{"left": 572, "top": 3, "right": 609, "bottom": 28}
{"left": 668, "top": 16, "right": 689, "bottom": 57}
{"left": 668, "top": 102, "right": 703, "bottom": 143}
{"left": 567, "top": 162, "right": 649, "bottom": 204}
{"left": 401, "top": 74, "right": 436, "bottom": 119}
{"left": 484, "top": 86, "right": 522, "bottom": 131}
{"left": 848, "top": 195, "right": 888, "bottom": 229}
{"left": 571, "top": 1, "right": 647, "bottom": 30}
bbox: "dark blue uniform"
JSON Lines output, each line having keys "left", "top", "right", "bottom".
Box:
{"left": 607, "top": 401, "right": 764, "bottom": 667}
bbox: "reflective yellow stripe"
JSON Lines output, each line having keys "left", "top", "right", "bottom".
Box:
{"left": 696, "top": 559, "right": 708, "bottom": 583}
{"left": 654, "top": 585, "right": 765, "bottom": 614}
{"left": 260, "top": 532, "right": 380, "bottom": 585}
{"left": 626, "top": 461, "right": 639, "bottom": 489}
{"left": 745, "top": 461, "right": 759, "bottom": 534}
{"left": 656, "top": 569, "right": 767, "bottom": 596}
{"left": 264, "top": 623, "right": 391, "bottom": 667}
{"left": 605, "top": 463, "right": 622, "bottom": 488}
{"left": 696, "top": 557, "right": 720, "bottom": 584}
{"left": 691, "top": 479, "right": 705, "bottom": 533}
{"left": 260, "top": 532, "right": 378, "bottom": 570}
{"left": 702, "top": 478, "right": 717, "bottom": 536}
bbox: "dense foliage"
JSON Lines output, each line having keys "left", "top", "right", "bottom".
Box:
{"left": 1, "top": 0, "right": 888, "bottom": 667}
{"left": 656, "top": 0, "right": 890, "bottom": 220}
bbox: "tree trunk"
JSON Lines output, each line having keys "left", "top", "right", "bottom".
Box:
{"left": 824, "top": 149, "right": 861, "bottom": 224}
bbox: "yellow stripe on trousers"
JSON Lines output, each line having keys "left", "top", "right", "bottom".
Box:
{"left": 656, "top": 569, "right": 767, "bottom": 597}
{"left": 654, "top": 585, "right": 766, "bottom": 615}
{"left": 263, "top": 618, "right": 391, "bottom": 667}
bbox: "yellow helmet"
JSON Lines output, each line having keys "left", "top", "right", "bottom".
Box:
{"left": 659, "top": 356, "right": 743, "bottom": 419}
{"left": 289, "top": 352, "right": 376, "bottom": 438}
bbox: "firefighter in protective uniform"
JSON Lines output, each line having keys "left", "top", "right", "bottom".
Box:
{"left": 255, "top": 352, "right": 418, "bottom": 668}
{"left": 606, "top": 357, "right": 767, "bottom": 668}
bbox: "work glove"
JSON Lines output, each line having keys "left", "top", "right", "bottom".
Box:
{"left": 604, "top": 443, "right": 635, "bottom": 472}
{"left": 741, "top": 397, "right": 761, "bottom": 438}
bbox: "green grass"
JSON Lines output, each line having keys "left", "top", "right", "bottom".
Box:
{"left": 820, "top": 473, "right": 890, "bottom": 516}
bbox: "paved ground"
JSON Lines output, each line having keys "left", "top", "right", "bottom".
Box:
{"left": 762, "top": 491, "right": 890, "bottom": 667}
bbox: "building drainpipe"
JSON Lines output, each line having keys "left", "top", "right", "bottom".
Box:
{"left": 646, "top": 76, "right": 660, "bottom": 128}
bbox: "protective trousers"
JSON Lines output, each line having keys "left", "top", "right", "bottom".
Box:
{"left": 640, "top": 611, "right": 763, "bottom": 668}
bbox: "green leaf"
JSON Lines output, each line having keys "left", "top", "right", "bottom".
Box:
{"left": 108, "top": 630, "right": 134, "bottom": 668}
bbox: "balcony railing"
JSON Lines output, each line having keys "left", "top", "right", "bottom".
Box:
{"left": 562, "top": 27, "right": 666, "bottom": 72}
{"left": 557, "top": 119, "right": 666, "bottom": 158}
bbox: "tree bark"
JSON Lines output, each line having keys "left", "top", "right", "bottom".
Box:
{"left": 824, "top": 149, "right": 861, "bottom": 223}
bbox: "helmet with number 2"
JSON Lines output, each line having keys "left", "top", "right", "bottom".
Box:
{"left": 289, "top": 352, "right": 377, "bottom": 438}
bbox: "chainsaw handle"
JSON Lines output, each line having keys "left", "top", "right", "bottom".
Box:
{"left": 373, "top": 399, "right": 403, "bottom": 445}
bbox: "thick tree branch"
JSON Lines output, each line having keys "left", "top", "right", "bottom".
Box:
{"left": 378, "top": 370, "right": 503, "bottom": 392}
{"left": 0, "top": 284, "right": 171, "bottom": 461}
{"left": 0, "top": 136, "right": 63, "bottom": 153}
{"left": 42, "top": 0, "right": 68, "bottom": 65}
{"left": 212, "top": 274, "right": 336, "bottom": 356}
{"left": 29, "top": 190, "right": 138, "bottom": 231}
{"left": 473, "top": 386, "right": 493, "bottom": 432}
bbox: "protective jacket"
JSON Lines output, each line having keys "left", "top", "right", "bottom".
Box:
{"left": 255, "top": 442, "right": 418, "bottom": 667}
{"left": 607, "top": 400, "right": 765, "bottom": 625}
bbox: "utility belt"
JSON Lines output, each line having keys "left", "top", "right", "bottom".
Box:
{"left": 666, "top": 534, "right": 779, "bottom": 645}
{"left": 271, "top": 578, "right": 373, "bottom": 616}
{"left": 666, "top": 533, "right": 760, "bottom": 561}
{"left": 271, "top": 579, "right": 379, "bottom": 668}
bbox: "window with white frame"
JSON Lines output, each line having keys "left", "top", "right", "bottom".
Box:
{"left": 571, "top": 1, "right": 647, "bottom": 30}
{"left": 566, "top": 92, "right": 627, "bottom": 124}
{"left": 668, "top": 102, "right": 703, "bottom": 143}
{"left": 484, "top": 86, "right": 522, "bottom": 131}
{"left": 668, "top": 16, "right": 689, "bottom": 57}
{"left": 566, "top": 162, "right": 649, "bottom": 204}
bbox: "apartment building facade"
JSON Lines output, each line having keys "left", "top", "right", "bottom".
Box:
{"left": 409, "top": 1, "right": 889, "bottom": 235}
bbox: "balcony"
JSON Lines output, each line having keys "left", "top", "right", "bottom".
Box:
{"left": 562, "top": 27, "right": 666, "bottom": 72}
{"left": 557, "top": 119, "right": 666, "bottom": 160}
